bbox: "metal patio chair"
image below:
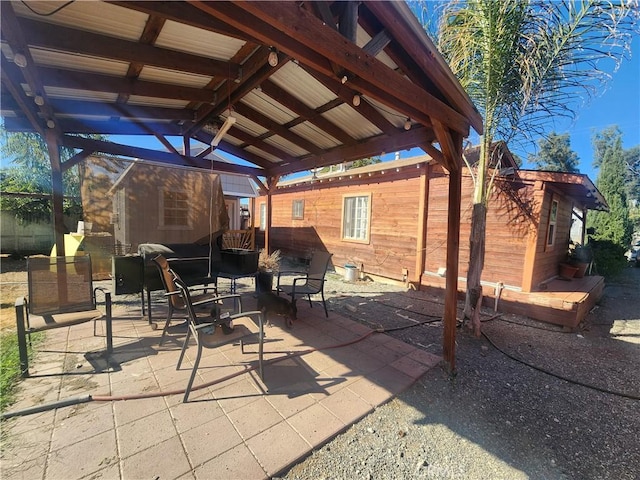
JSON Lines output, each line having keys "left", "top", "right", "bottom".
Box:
{"left": 152, "top": 254, "right": 219, "bottom": 346}
{"left": 15, "top": 255, "right": 113, "bottom": 377}
{"left": 276, "top": 251, "right": 333, "bottom": 317}
{"left": 170, "top": 270, "right": 265, "bottom": 402}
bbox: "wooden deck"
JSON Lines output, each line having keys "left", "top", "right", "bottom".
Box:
{"left": 420, "top": 275, "right": 605, "bottom": 330}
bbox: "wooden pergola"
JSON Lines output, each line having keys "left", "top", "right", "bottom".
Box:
{"left": 1, "top": 1, "right": 482, "bottom": 372}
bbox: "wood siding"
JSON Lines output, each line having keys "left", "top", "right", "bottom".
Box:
{"left": 257, "top": 164, "right": 576, "bottom": 292}
{"left": 259, "top": 168, "right": 424, "bottom": 281}
{"left": 424, "top": 167, "right": 535, "bottom": 290}
{"left": 528, "top": 186, "right": 575, "bottom": 288}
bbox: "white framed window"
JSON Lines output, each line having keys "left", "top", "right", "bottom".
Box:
{"left": 342, "top": 193, "right": 371, "bottom": 243}
{"left": 292, "top": 199, "right": 304, "bottom": 220}
{"left": 159, "top": 188, "right": 190, "bottom": 229}
{"left": 259, "top": 202, "right": 267, "bottom": 231}
{"left": 546, "top": 199, "right": 558, "bottom": 247}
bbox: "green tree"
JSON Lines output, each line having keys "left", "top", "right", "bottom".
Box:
{"left": 588, "top": 126, "right": 632, "bottom": 247}
{"left": 350, "top": 156, "right": 382, "bottom": 169}
{"left": 429, "top": 0, "right": 636, "bottom": 334}
{"left": 624, "top": 145, "right": 640, "bottom": 206}
{"left": 0, "top": 129, "right": 82, "bottom": 222}
{"left": 528, "top": 132, "right": 579, "bottom": 172}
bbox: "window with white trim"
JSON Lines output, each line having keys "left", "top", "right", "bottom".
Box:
{"left": 259, "top": 202, "right": 267, "bottom": 231}
{"left": 159, "top": 188, "right": 190, "bottom": 229}
{"left": 342, "top": 194, "right": 371, "bottom": 242}
{"left": 292, "top": 199, "right": 304, "bottom": 219}
{"left": 546, "top": 199, "right": 558, "bottom": 246}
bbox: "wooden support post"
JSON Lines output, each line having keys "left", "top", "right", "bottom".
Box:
{"left": 45, "top": 129, "right": 65, "bottom": 257}
{"left": 414, "top": 163, "right": 430, "bottom": 286}
{"left": 264, "top": 175, "right": 280, "bottom": 254}
{"left": 443, "top": 165, "right": 462, "bottom": 374}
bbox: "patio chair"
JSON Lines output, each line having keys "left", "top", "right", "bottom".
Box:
{"left": 15, "top": 255, "right": 113, "bottom": 378}
{"left": 152, "top": 254, "right": 218, "bottom": 346}
{"left": 171, "top": 271, "right": 265, "bottom": 402}
{"left": 276, "top": 251, "right": 333, "bottom": 317}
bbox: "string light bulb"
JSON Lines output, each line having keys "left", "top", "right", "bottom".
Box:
{"left": 34, "top": 95, "right": 45, "bottom": 106}
{"left": 404, "top": 118, "right": 411, "bottom": 130}
{"left": 268, "top": 48, "right": 278, "bottom": 67}
{"left": 14, "top": 53, "right": 27, "bottom": 68}
{"left": 352, "top": 94, "right": 361, "bottom": 107}
{"left": 46, "top": 119, "right": 55, "bottom": 129}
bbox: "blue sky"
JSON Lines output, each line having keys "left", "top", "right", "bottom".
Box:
{"left": 514, "top": 33, "right": 640, "bottom": 180}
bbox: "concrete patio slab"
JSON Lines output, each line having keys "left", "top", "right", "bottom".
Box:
{"left": 1, "top": 292, "right": 441, "bottom": 479}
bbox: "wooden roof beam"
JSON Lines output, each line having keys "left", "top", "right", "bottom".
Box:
{"left": 258, "top": 79, "right": 355, "bottom": 145}
{"left": 17, "top": 17, "right": 241, "bottom": 80}
{"left": 233, "top": 102, "right": 322, "bottom": 156}
{"left": 115, "top": 14, "right": 166, "bottom": 107}
{"left": 37, "top": 66, "right": 216, "bottom": 103}
{"left": 110, "top": 1, "right": 256, "bottom": 42}
{"left": 227, "top": 126, "right": 298, "bottom": 164}
{"left": 364, "top": 2, "right": 483, "bottom": 134}
{"left": 188, "top": 47, "right": 283, "bottom": 135}
{"left": 3, "top": 117, "right": 184, "bottom": 136}
{"left": 0, "top": 60, "right": 44, "bottom": 136}
{"left": 269, "top": 125, "right": 435, "bottom": 176}
{"left": 304, "top": 68, "right": 398, "bottom": 136}
{"left": 60, "top": 135, "right": 264, "bottom": 177}
{"left": 1, "top": 2, "right": 60, "bottom": 137}
{"left": 209, "top": 1, "right": 471, "bottom": 136}
{"left": 47, "top": 99, "right": 194, "bottom": 121}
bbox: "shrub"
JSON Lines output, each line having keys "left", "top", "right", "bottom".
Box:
{"left": 590, "top": 240, "right": 627, "bottom": 277}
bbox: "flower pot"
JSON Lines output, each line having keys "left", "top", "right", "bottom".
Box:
{"left": 256, "top": 270, "right": 274, "bottom": 293}
{"left": 573, "top": 262, "right": 589, "bottom": 278}
{"left": 559, "top": 263, "right": 579, "bottom": 280}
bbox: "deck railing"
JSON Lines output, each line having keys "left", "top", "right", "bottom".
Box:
{"left": 222, "top": 229, "right": 255, "bottom": 251}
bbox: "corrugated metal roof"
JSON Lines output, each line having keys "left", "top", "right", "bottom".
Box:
{"left": 155, "top": 20, "right": 245, "bottom": 60}
{"left": 30, "top": 49, "right": 129, "bottom": 75}
{"left": 322, "top": 104, "right": 382, "bottom": 140}
{"left": 269, "top": 63, "right": 337, "bottom": 109}
{"left": 2, "top": 1, "right": 483, "bottom": 179}
{"left": 13, "top": 1, "right": 147, "bottom": 41}
{"left": 138, "top": 66, "right": 213, "bottom": 89}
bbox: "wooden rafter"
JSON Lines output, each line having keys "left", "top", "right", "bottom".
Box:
{"left": 200, "top": 1, "right": 471, "bottom": 135}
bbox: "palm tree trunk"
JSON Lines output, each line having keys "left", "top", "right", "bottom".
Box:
{"left": 463, "top": 135, "right": 490, "bottom": 336}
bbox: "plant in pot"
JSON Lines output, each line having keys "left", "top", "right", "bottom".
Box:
{"left": 256, "top": 249, "right": 281, "bottom": 293}
{"left": 567, "top": 242, "right": 591, "bottom": 278}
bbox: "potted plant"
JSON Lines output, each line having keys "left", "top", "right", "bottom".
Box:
{"left": 567, "top": 242, "right": 591, "bottom": 278}
{"left": 256, "top": 249, "right": 281, "bottom": 293}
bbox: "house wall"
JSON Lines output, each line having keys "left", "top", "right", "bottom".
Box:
{"left": 528, "top": 185, "right": 575, "bottom": 288}
{"left": 422, "top": 167, "right": 533, "bottom": 290}
{"left": 257, "top": 167, "right": 425, "bottom": 281}
{"left": 257, "top": 164, "right": 575, "bottom": 292}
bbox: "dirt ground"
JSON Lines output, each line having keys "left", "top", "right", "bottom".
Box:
{"left": 0, "top": 256, "right": 28, "bottom": 331}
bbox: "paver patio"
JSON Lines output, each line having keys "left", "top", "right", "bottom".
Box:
{"left": 2, "top": 287, "right": 440, "bottom": 479}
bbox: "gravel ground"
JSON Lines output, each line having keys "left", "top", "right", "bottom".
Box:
{"left": 276, "top": 261, "right": 640, "bottom": 480}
